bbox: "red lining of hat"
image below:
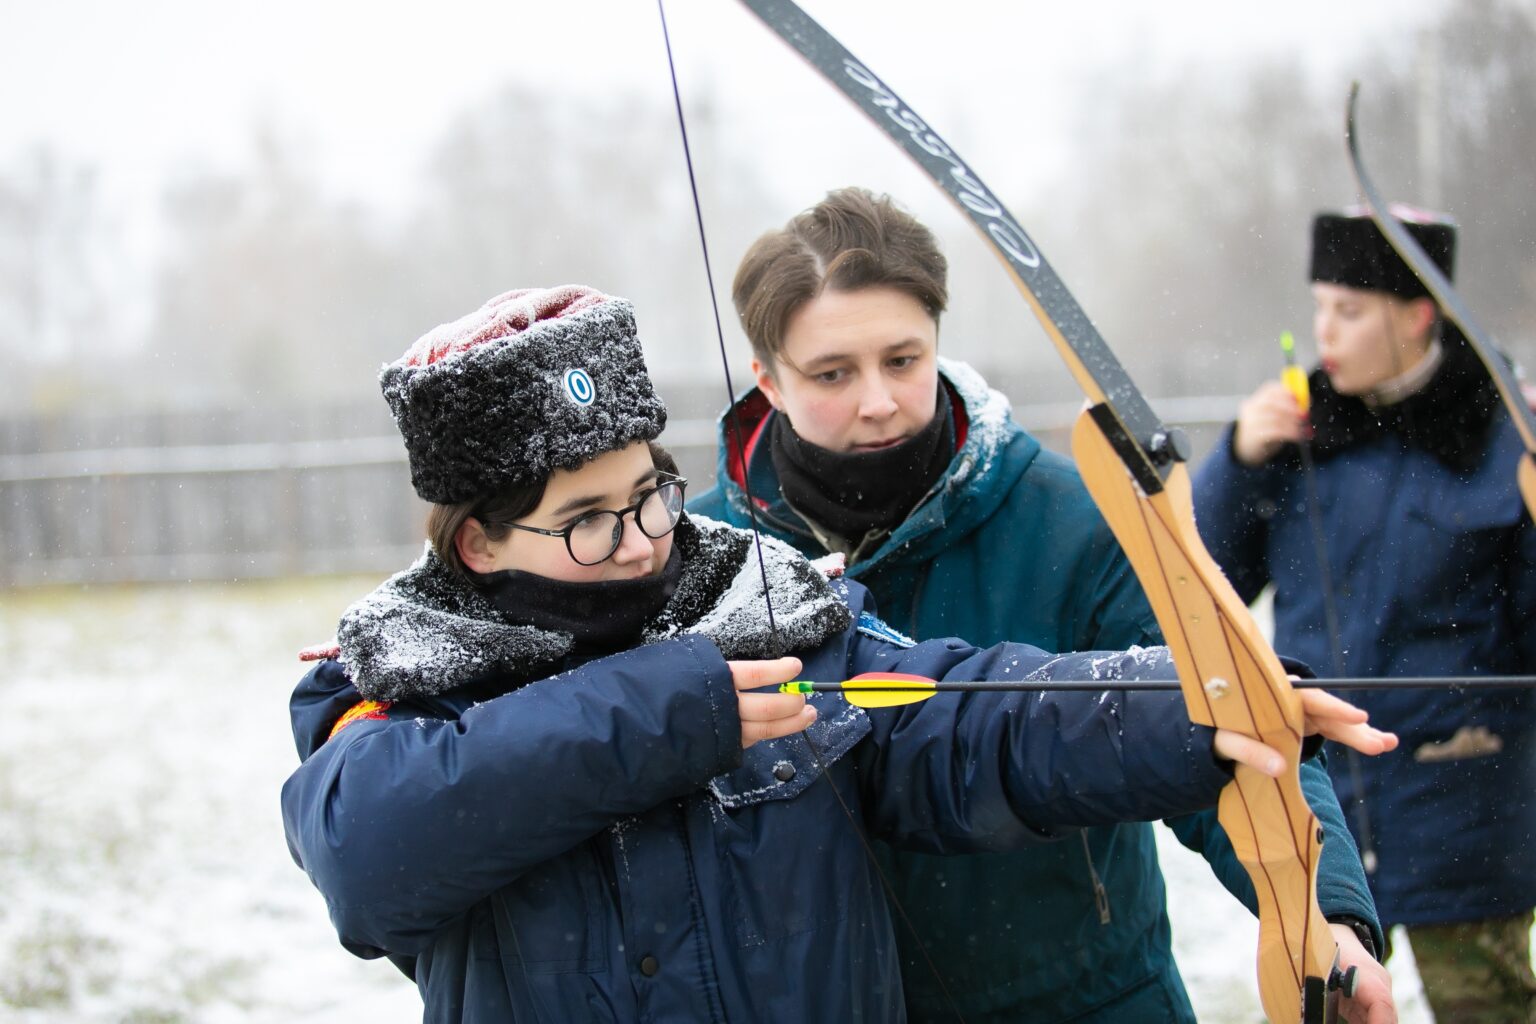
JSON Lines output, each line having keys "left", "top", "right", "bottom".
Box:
{"left": 401, "top": 285, "right": 612, "bottom": 367}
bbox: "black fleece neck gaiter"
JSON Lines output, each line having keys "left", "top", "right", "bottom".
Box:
{"left": 473, "top": 544, "right": 683, "bottom": 656}
{"left": 770, "top": 382, "right": 955, "bottom": 540}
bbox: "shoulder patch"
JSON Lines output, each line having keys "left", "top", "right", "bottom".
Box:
{"left": 328, "top": 700, "right": 393, "bottom": 740}
{"left": 856, "top": 612, "right": 916, "bottom": 648}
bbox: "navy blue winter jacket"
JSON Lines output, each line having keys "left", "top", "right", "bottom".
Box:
{"left": 1195, "top": 414, "right": 1536, "bottom": 927}
{"left": 282, "top": 517, "right": 1232, "bottom": 1023}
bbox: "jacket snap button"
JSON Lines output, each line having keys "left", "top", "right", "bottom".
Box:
{"left": 773, "top": 762, "right": 796, "bottom": 782}
{"left": 639, "top": 955, "right": 660, "bottom": 976}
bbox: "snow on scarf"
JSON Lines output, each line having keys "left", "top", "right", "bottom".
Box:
{"left": 335, "top": 513, "right": 852, "bottom": 701}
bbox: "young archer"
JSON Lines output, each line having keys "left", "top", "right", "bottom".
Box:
{"left": 283, "top": 283, "right": 1393, "bottom": 1022}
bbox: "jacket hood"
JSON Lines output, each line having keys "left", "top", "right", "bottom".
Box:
{"left": 714, "top": 358, "right": 1042, "bottom": 573}
{"left": 333, "top": 514, "right": 852, "bottom": 701}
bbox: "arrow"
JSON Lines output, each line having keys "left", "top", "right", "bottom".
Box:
{"left": 783, "top": 671, "right": 1536, "bottom": 709}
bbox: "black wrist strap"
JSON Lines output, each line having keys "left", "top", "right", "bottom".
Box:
{"left": 1326, "top": 914, "right": 1380, "bottom": 961}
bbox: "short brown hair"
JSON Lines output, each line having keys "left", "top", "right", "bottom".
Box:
{"left": 732, "top": 187, "right": 948, "bottom": 368}
{"left": 426, "top": 442, "right": 681, "bottom": 580}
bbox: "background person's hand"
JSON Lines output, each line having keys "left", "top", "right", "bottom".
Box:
{"left": 1233, "top": 379, "right": 1308, "bottom": 466}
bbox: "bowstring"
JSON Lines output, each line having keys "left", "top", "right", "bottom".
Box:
{"left": 655, "top": 4, "right": 967, "bottom": 1019}
{"left": 655, "top": 0, "right": 779, "bottom": 640}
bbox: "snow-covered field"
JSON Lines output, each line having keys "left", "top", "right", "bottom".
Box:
{"left": 0, "top": 578, "right": 1437, "bottom": 1023}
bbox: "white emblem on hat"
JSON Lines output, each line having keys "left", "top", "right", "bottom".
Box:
{"left": 563, "top": 368, "right": 596, "bottom": 407}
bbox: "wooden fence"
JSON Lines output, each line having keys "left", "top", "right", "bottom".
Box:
{"left": 0, "top": 397, "right": 1238, "bottom": 587}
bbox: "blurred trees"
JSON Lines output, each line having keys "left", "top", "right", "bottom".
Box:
{"left": 0, "top": 150, "right": 124, "bottom": 411}
{"left": 1045, "top": 0, "right": 1535, "bottom": 401}
{"left": 2, "top": 0, "right": 1533, "bottom": 418}
{"left": 146, "top": 122, "right": 404, "bottom": 409}
{"left": 1435, "top": 0, "right": 1536, "bottom": 345}
{"left": 400, "top": 82, "right": 767, "bottom": 385}
{"left": 133, "top": 83, "right": 775, "bottom": 415}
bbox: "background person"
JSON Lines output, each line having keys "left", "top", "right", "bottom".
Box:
{"left": 1194, "top": 208, "right": 1536, "bottom": 1023}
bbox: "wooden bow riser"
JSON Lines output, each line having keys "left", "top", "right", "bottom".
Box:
{"left": 1072, "top": 411, "right": 1337, "bottom": 1024}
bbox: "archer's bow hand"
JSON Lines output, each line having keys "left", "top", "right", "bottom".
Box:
{"left": 1214, "top": 687, "right": 1398, "bottom": 778}
{"left": 1297, "top": 686, "right": 1398, "bottom": 755}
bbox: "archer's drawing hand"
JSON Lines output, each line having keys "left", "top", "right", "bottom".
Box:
{"left": 1233, "top": 380, "right": 1308, "bottom": 466}
{"left": 1214, "top": 688, "right": 1397, "bottom": 777}
{"left": 731, "top": 657, "right": 813, "bottom": 748}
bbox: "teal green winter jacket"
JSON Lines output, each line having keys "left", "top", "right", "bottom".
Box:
{"left": 689, "top": 359, "right": 1381, "bottom": 1022}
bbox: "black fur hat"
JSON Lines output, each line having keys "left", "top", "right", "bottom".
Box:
{"left": 380, "top": 285, "right": 667, "bottom": 504}
{"left": 1310, "top": 205, "right": 1456, "bottom": 299}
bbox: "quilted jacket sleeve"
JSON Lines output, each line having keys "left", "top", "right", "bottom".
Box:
{"left": 281, "top": 635, "right": 738, "bottom": 955}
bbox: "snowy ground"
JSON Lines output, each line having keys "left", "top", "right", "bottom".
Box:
{"left": 0, "top": 578, "right": 418, "bottom": 1024}
{"left": 0, "top": 577, "right": 1442, "bottom": 1022}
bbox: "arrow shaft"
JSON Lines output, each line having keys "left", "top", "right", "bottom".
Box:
{"left": 790, "top": 676, "right": 1536, "bottom": 694}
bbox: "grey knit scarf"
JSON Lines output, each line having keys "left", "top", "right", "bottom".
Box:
{"left": 335, "top": 514, "right": 852, "bottom": 701}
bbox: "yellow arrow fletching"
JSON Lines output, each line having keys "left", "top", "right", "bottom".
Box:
{"left": 781, "top": 672, "right": 940, "bottom": 708}
{"left": 843, "top": 675, "right": 937, "bottom": 708}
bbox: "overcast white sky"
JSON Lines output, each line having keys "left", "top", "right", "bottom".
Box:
{"left": 3, "top": 0, "right": 1451, "bottom": 219}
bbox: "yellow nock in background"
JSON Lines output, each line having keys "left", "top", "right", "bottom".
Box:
{"left": 1280, "top": 330, "right": 1311, "bottom": 414}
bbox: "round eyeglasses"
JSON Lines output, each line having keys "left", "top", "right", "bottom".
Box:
{"left": 503, "top": 475, "right": 687, "bottom": 566}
